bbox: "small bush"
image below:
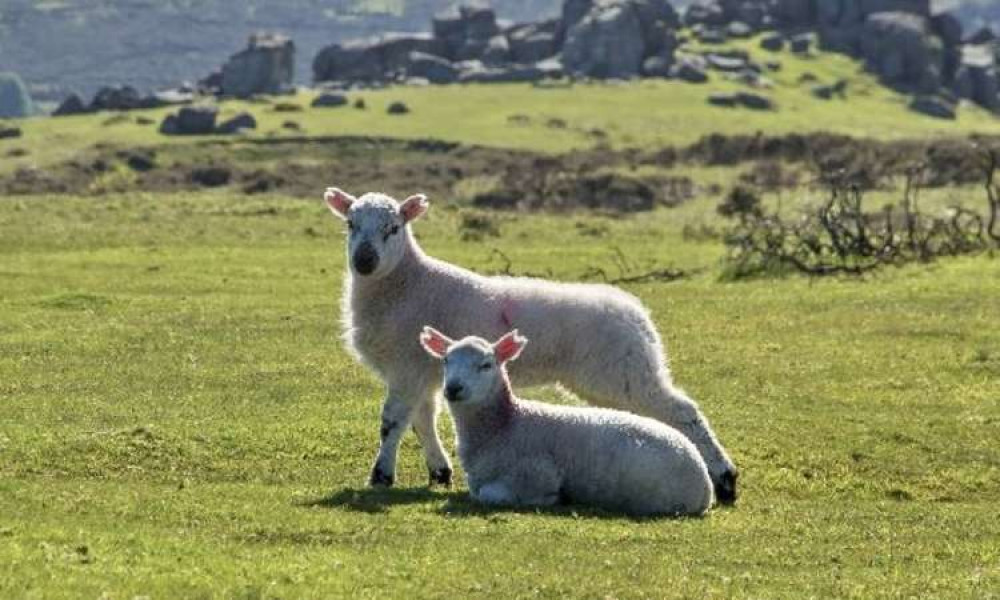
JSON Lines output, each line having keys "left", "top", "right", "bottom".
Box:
{"left": 720, "top": 151, "right": 1000, "bottom": 278}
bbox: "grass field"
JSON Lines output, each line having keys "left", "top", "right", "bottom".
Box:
{"left": 2, "top": 189, "right": 999, "bottom": 598}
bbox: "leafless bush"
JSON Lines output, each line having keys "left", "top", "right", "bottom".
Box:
{"left": 720, "top": 151, "right": 1000, "bottom": 279}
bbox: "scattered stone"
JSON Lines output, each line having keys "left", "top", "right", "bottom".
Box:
{"left": 90, "top": 85, "right": 143, "bottom": 111}
{"left": 707, "top": 53, "right": 747, "bottom": 72}
{"left": 135, "top": 116, "right": 156, "bottom": 125}
{"left": 354, "top": 98, "right": 367, "bottom": 110}
{"left": 909, "top": 95, "right": 956, "bottom": 119}
{"left": 387, "top": 101, "right": 410, "bottom": 115}
{"left": 790, "top": 33, "right": 813, "bottom": 54}
{"left": 160, "top": 105, "right": 218, "bottom": 135}
{"left": 727, "top": 21, "right": 753, "bottom": 38}
{"left": 736, "top": 92, "right": 775, "bottom": 110}
{"left": 670, "top": 55, "right": 709, "bottom": 83}
{"left": 216, "top": 112, "right": 257, "bottom": 134}
{"left": 697, "top": 28, "right": 728, "bottom": 44}
{"left": 52, "top": 93, "right": 89, "bottom": 116}
{"left": 760, "top": 33, "right": 785, "bottom": 52}
{"left": 765, "top": 60, "right": 783, "bottom": 71}
{"left": 642, "top": 55, "right": 674, "bottom": 78}
{"left": 708, "top": 92, "right": 739, "bottom": 107}
{"left": 272, "top": 102, "right": 303, "bottom": 112}
{"left": 281, "top": 120, "right": 302, "bottom": 131}
{"left": 0, "top": 125, "right": 22, "bottom": 139}
{"left": 405, "top": 52, "right": 459, "bottom": 84}
{"left": 458, "top": 63, "right": 549, "bottom": 83}
{"left": 189, "top": 166, "right": 232, "bottom": 187}
{"left": 311, "top": 92, "right": 349, "bottom": 108}
{"left": 121, "top": 150, "right": 156, "bottom": 172}
{"left": 730, "top": 68, "right": 772, "bottom": 88}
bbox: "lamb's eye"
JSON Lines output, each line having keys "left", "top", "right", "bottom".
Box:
{"left": 479, "top": 362, "right": 493, "bottom": 371}
{"left": 347, "top": 221, "right": 355, "bottom": 233}
{"left": 389, "top": 225, "right": 400, "bottom": 235}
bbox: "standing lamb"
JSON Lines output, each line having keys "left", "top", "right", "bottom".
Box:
{"left": 419, "top": 326, "right": 714, "bottom": 516}
{"left": 323, "top": 188, "right": 740, "bottom": 504}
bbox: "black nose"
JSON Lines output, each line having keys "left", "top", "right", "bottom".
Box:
{"left": 715, "top": 469, "right": 739, "bottom": 506}
{"left": 352, "top": 242, "right": 378, "bottom": 275}
{"left": 444, "top": 382, "right": 464, "bottom": 402}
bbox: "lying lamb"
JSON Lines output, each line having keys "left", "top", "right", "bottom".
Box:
{"left": 420, "top": 327, "right": 714, "bottom": 516}
{"left": 324, "top": 188, "right": 739, "bottom": 504}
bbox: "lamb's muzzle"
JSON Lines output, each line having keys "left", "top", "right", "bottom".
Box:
{"left": 352, "top": 241, "right": 378, "bottom": 275}
{"left": 716, "top": 469, "right": 739, "bottom": 505}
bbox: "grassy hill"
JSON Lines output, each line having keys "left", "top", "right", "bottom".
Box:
{"left": 4, "top": 34, "right": 1000, "bottom": 178}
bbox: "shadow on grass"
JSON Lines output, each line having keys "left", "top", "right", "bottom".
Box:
{"left": 301, "top": 486, "right": 463, "bottom": 514}
{"left": 303, "top": 487, "right": 713, "bottom": 521}
{"left": 436, "top": 493, "right": 707, "bottom": 522}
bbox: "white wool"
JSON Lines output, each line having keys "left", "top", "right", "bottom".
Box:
{"left": 431, "top": 334, "right": 714, "bottom": 516}
{"left": 326, "top": 190, "right": 737, "bottom": 500}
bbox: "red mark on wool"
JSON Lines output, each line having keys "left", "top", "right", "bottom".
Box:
{"left": 499, "top": 297, "right": 515, "bottom": 329}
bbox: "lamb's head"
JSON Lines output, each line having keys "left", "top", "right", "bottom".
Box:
{"left": 420, "top": 327, "right": 527, "bottom": 405}
{"left": 324, "top": 188, "right": 429, "bottom": 279}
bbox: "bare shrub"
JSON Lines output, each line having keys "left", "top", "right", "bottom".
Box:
{"left": 720, "top": 152, "right": 1000, "bottom": 279}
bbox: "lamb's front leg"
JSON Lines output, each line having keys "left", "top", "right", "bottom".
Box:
{"left": 411, "top": 394, "right": 453, "bottom": 486}
{"left": 370, "top": 390, "right": 417, "bottom": 487}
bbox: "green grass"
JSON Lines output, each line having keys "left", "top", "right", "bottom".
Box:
{"left": 4, "top": 38, "right": 1000, "bottom": 175}
{"left": 2, "top": 190, "right": 999, "bottom": 598}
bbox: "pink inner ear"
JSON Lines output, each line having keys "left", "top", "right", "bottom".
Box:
{"left": 325, "top": 189, "right": 353, "bottom": 217}
{"left": 420, "top": 329, "right": 451, "bottom": 358}
{"left": 400, "top": 194, "right": 428, "bottom": 223}
{"left": 494, "top": 334, "right": 524, "bottom": 363}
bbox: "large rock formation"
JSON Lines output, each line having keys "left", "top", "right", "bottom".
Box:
{"left": 563, "top": 2, "right": 647, "bottom": 78}
{"left": 0, "top": 72, "right": 34, "bottom": 118}
{"left": 559, "top": 0, "right": 680, "bottom": 78}
{"left": 679, "top": 0, "right": 996, "bottom": 114}
{"left": 221, "top": 34, "right": 295, "bottom": 97}
{"left": 305, "top": 0, "right": 997, "bottom": 116}
{"left": 953, "top": 44, "right": 999, "bottom": 111}
{"left": 314, "top": 4, "right": 565, "bottom": 85}
{"left": 860, "top": 12, "right": 944, "bottom": 93}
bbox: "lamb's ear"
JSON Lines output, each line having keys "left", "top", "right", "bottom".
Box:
{"left": 420, "top": 326, "right": 453, "bottom": 359}
{"left": 324, "top": 187, "right": 355, "bottom": 220}
{"left": 494, "top": 330, "right": 527, "bottom": 364}
{"left": 400, "top": 194, "right": 429, "bottom": 223}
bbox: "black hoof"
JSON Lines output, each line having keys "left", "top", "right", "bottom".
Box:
{"left": 369, "top": 466, "right": 394, "bottom": 487}
{"left": 715, "top": 469, "right": 739, "bottom": 506}
{"left": 429, "top": 466, "right": 453, "bottom": 487}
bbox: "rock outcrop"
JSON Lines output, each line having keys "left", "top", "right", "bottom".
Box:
{"left": 562, "top": 0, "right": 680, "bottom": 79}
{"left": 221, "top": 34, "right": 295, "bottom": 97}
{"left": 0, "top": 72, "right": 35, "bottom": 118}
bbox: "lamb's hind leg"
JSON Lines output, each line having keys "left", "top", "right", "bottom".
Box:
{"left": 411, "top": 393, "right": 453, "bottom": 486}
{"left": 563, "top": 345, "right": 739, "bottom": 505}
